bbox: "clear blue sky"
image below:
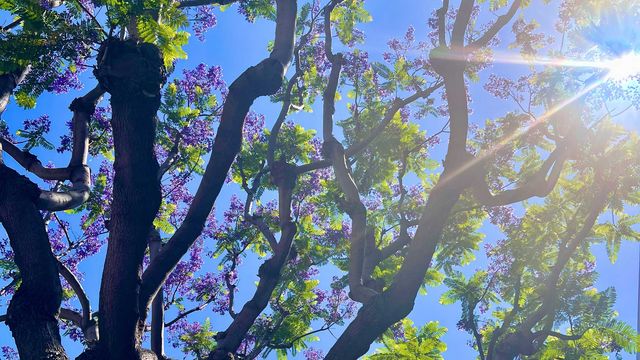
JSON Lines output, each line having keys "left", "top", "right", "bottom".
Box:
{"left": 1, "top": 1, "right": 639, "bottom": 359}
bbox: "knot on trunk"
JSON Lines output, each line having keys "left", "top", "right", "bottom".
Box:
{"left": 94, "top": 38, "right": 166, "bottom": 101}
{"left": 70, "top": 165, "right": 91, "bottom": 190}
{"left": 496, "top": 329, "right": 537, "bottom": 358}
{"left": 270, "top": 161, "right": 296, "bottom": 190}
{"left": 230, "top": 58, "right": 284, "bottom": 99}
{"left": 321, "top": 136, "right": 342, "bottom": 159}
{"left": 258, "top": 257, "right": 280, "bottom": 278}
{"left": 69, "top": 95, "right": 98, "bottom": 114}
{"left": 428, "top": 46, "right": 467, "bottom": 76}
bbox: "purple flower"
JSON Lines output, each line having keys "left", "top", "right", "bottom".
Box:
{"left": 1, "top": 346, "right": 18, "bottom": 360}
{"left": 193, "top": 6, "right": 217, "bottom": 41}
{"left": 23, "top": 115, "right": 51, "bottom": 134}
{"left": 343, "top": 51, "right": 370, "bottom": 82}
{"left": 39, "top": 0, "right": 53, "bottom": 10}
{"left": 243, "top": 111, "right": 265, "bottom": 144}
{"left": 178, "top": 64, "right": 225, "bottom": 103}
{"left": 304, "top": 348, "right": 325, "bottom": 360}
{"left": 49, "top": 68, "right": 83, "bottom": 94}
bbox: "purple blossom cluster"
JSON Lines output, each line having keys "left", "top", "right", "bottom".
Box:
{"left": 58, "top": 106, "right": 112, "bottom": 153}
{"left": 166, "top": 319, "right": 209, "bottom": 351}
{"left": 39, "top": 0, "right": 53, "bottom": 10}
{"left": 178, "top": 63, "right": 226, "bottom": 103}
{"left": 384, "top": 26, "right": 419, "bottom": 61}
{"left": 187, "top": 271, "right": 232, "bottom": 315}
{"left": 192, "top": 6, "right": 218, "bottom": 42}
{"left": 484, "top": 74, "right": 534, "bottom": 102}
{"left": 60, "top": 319, "right": 84, "bottom": 342}
{"left": 23, "top": 114, "right": 51, "bottom": 134}
{"left": 511, "top": 18, "right": 553, "bottom": 57}
{"left": 389, "top": 321, "right": 406, "bottom": 341}
{"left": 181, "top": 116, "right": 216, "bottom": 149}
{"left": 312, "top": 281, "right": 358, "bottom": 323}
{"left": 304, "top": 348, "right": 325, "bottom": 360}
{"left": 49, "top": 68, "right": 84, "bottom": 94}
{"left": 343, "top": 51, "right": 371, "bottom": 83}
{"left": 165, "top": 239, "right": 205, "bottom": 292}
{"left": 486, "top": 205, "right": 521, "bottom": 229}
{"left": 243, "top": 111, "right": 265, "bottom": 144}
{"left": 0, "top": 346, "right": 18, "bottom": 360}
{"left": 316, "top": 221, "right": 351, "bottom": 248}
{"left": 484, "top": 239, "right": 514, "bottom": 279}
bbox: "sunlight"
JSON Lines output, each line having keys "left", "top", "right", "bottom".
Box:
{"left": 435, "top": 50, "right": 640, "bottom": 189}
{"left": 438, "top": 75, "right": 609, "bottom": 189}
{"left": 488, "top": 50, "right": 640, "bottom": 83}
{"left": 604, "top": 52, "right": 640, "bottom": 81}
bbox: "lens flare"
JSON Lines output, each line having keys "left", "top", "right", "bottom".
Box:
{"left": 604, "top": 52, "right": 640, "bottom": 81}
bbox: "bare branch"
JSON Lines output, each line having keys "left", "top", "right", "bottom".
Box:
{"left": 164, "top": 301, "right": 212, "bottom": 328}
{"left": 472, "top": 145, "right": 567, "bottom": 207}
{"left": 467, "top": 0, "right": 521, "bottom": 51}
{"left": 345, "top": 82, "right": 443, "bottom": 157}
{"left": 57, "top": 260, "right": 92, "bottom": 329}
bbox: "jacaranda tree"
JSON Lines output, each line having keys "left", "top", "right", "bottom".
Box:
{"left": 0, "top": 0, "right": 639, "bottom": 359}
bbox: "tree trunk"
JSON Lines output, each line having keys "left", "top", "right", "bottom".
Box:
{"left": 326, "top": 65, "right": 470, "bottom": 360}
{"left": 325, "top": 185, "right": 462, "bottom": 359}
{"left": 0, "top": 165, "right": 68, "bottom": 360}
{"left": 93, "top": 39, "right": 165, "bottom": 359}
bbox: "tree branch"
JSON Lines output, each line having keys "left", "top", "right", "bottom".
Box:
{"left": 139, "top": 0, "right": 297, "bottom": 322}
{"left": 177, "top": 0, "right": 239, "bottom": 8}
{"left": 56, "top": 260, "right": 92, "bottom": 330}
{"left": 437, "top": 0, "right": 449, "bottom": 47}
{"left": 451, "top": 0, "right": 475, "bottom": 47}
{"left": 472, "top": 144, "right": 568, "bottom": 207}
{"left": 467, "top": 0, "right": 521, "bottom": 51}
{"left": 209, "top": 161, "right": 298, "bottom": 359}
{"left": 0, "top": 85, "right": 104, "bottom": 211}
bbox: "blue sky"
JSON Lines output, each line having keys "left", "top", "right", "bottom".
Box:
{"left": 1, "top": 0, "right": 640, "bottom": 359}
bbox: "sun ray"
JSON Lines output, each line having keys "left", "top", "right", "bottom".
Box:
{"left": 487, "top": 50, "right": 610, "bottom": 70}
{"left": 438, "top": 74, "right": 611, "bottom": 190}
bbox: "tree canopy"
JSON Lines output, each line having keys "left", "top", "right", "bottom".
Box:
{"left": 0, "top": 0, "right": 639, "bottom": 359}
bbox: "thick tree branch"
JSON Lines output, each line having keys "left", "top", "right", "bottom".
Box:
{"left": 177, "top": 0, "right": 238, "bottom": 8}
{"left": 0, "top": 165, "right": 68, "bottom": 359}
{"left": 472, "top": 144, "right": 568, "bottom": 207}
{"left": 139, "top": 0, "right": 297, "bottom": 325}
{"left": 209, "top": 161, "right": 298, "bottom": 360}
{"left": 93, "top": 38, "right": 166, "bottom": 359}
{"left": 57, "top": 260, "right": 92, "bottom": 330}
{"left": 326, "top": 0, "right": 521, "bottom": 354}
{"left": 321, "top": 5, "right": 378, "bottom": 303}
{"left": 0, "top": 85, "right": 104, "bottom": 211}
{"left": 451, "top": 0, "right": 475, "bottom": 47}
{"left": 437, "top": 0, "right": 449, "bottom": 47}
{"left": 149, "top": 230, "right": 165, "bottom": 358}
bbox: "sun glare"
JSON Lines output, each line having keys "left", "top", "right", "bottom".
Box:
{"left": 604, "top": 52, "right": 640, "bottom": 81}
